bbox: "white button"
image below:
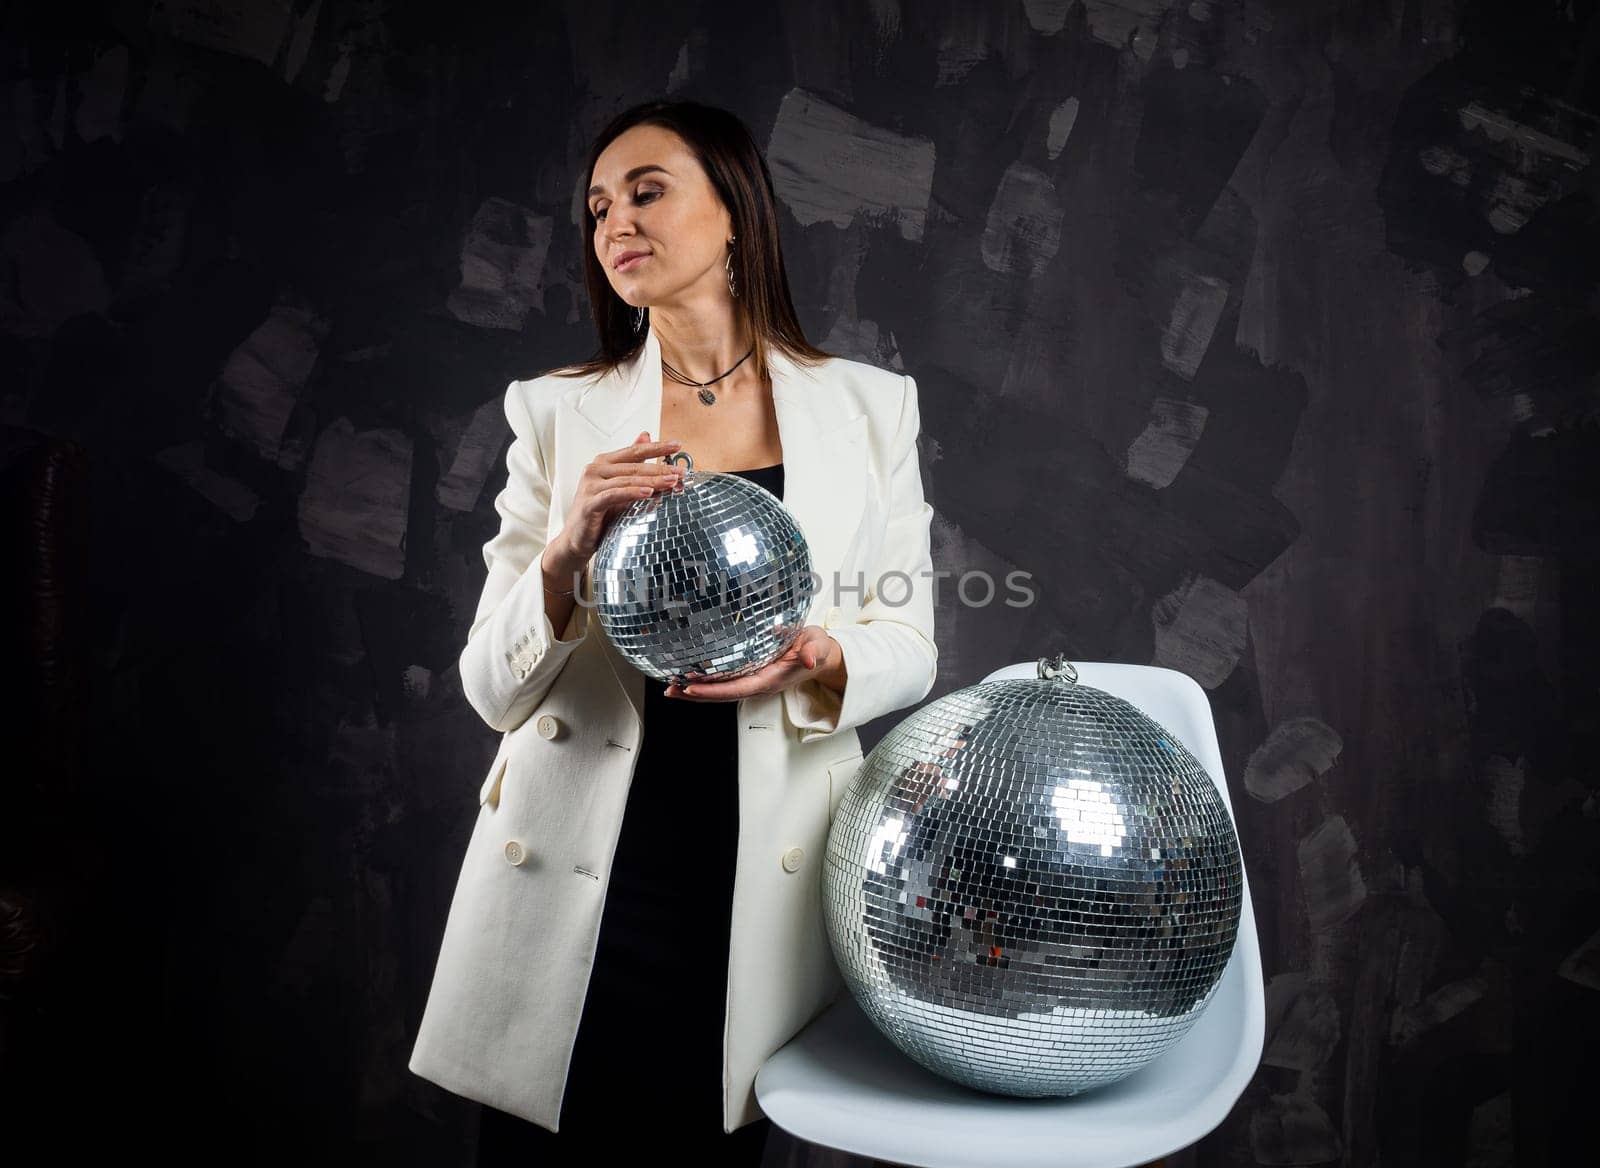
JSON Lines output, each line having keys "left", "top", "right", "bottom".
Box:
{"left": 536, "top": 714, "right": 562, "bottom": 740}
{"left": 781, "top": 846, "right": 804, "bottom": 873}
{"left": 504, "top": 840, "right": 527, "bottom": 866}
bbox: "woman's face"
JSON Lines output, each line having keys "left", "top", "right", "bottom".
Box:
{"left": 588, "top": 124, "right": 734, "bottom": 309}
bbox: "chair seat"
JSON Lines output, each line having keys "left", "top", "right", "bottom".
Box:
{"left": 754, "top": 661, "right": 1265, "bottom": 1168}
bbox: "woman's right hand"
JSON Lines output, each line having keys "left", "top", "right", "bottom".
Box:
{"left": 546, "top": 432, "right": 685, "bottom": 577}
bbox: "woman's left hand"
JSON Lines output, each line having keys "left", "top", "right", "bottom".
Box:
{"left": 665, "top": 625, "right": 842, "bottom": 701}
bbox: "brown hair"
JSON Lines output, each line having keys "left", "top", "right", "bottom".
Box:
{"left": 541, "top": 99, "right": 837, "bottom": 384}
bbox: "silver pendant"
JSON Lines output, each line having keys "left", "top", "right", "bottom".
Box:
{"left": 697, "top": 388, "right": 717, "bottom": 406}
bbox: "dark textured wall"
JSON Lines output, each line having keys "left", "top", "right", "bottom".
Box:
{"left": 5, "top": 1, "right": 1597, "bottom": 1164}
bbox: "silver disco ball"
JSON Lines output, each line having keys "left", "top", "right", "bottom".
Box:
{"left": 822, "top": 652, "right": 1244, "bottom": 1097}
{"left": 589, "top": 450, "right": 814, "bottom": 685}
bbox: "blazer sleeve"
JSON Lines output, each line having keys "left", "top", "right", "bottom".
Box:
{"left": 459, "top": 379, "right": 593, "bottom": 734}
{"left": 783, "top": 372, "right": 939, "bottom": 745}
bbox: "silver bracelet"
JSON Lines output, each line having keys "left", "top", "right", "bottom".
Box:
{"left": 542, "top": 563, "right": 582, "bottom": 598}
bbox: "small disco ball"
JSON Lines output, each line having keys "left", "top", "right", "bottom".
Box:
{"left": 589, "top": 450, "right": 814, "bottom": 686}
{"left": 822, "top": 652, "right": 1244, "bottom": 1098}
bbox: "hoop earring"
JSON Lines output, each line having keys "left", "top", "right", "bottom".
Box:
{"left": 726, "top": 236, "right": 738, "bottom": 299}
{"left": 634, "top": 305, "right": 645, "bottom": 332}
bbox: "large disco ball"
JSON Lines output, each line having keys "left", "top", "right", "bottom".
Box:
{"left": 822, "top": 652, "right": 1244, "bottom": 1097}
{"left": 589, "top": 450, "right": 814, "bottom": 685}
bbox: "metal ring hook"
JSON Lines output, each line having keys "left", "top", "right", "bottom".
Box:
{"left": 1037, "top": 651, "right": 1079, "bottom": 684}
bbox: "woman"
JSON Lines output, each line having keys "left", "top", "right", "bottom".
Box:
{"left": 408, "top": 100, "right": 938, "bottom": 1163}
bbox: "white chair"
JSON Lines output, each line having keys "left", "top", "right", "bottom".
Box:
{"left": 755, "top": 660, "right": 1265, "bottom": 1168}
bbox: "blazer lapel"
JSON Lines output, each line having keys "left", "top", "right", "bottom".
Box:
{"left": 552, "top": 323, "right": 868, "bottom": 725}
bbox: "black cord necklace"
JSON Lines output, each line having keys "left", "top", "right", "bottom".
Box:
{"left": 661, "top": 345, "right": 755, "bottom": 406}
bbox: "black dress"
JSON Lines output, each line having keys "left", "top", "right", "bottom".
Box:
{"left": 477, "top": 462, "right": 784, "bottom": 1165}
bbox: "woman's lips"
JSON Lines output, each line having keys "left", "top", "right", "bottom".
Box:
{"left": 616, "top": 253, "right": 650, "bottom": 272}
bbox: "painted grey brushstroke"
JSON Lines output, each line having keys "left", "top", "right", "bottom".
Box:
{"left": 867, "top": 0, "right": 901, "bottom": 42}
{"left": 1160, "top": 271, "right": 1230, "bottom": 379}
{"left": 157, "top": 0, "right": 293, "bottom": 67}
{"left": 212, "top": 305, "right": 323, "bottom": 466}
{"left": 1490, "top": 555, "right": 1543, "bottom": 622}
{"left": 1297, "top": 815, "right": 1367, "bottom": 931}
{"left": 1458, "top": 102, "right": 1591, "bottom": 168}
{"left": 923, "top": 512, "right": 982, "bottom": 690}
{"left": 298, "top": 417, "right": 412, "bottom": 580}
{"left": 1150, "top": 573, "right": 1248, "bottom": 688}
{"left": 1249, "top": 1093, "right": 1342, "bottom": 1164}
{"left": 1509, "top": 391, "right": 1537, "bottom": 426}
{"left": 1418, "top": 144, "right": 1472, "bottom": 185}
{"left": 980, "top": 163, "right": 1063, "bottom": 276}
{"left": 1124, "top": 397, "right": 1208, "bottom": 489}
{"left": 122, "top": 183, "right": 195, "bottom": 299}
{"left": 1483, "top": 754, "right": 1526, "bottom": 856}
{"left": 1242, "top": 715, "right": 1344, "bottom": 803}
{"left": 76, "top": 45, "right": 128, "bottom": 144}
{"left": 282, "top": 0, "right": 318, "bottom": 86}
{"left": 1388, "top": 891, "right": 1452, "bottom": 1009}
{"left": 1388, "top": 972, "right": 1489, "bottom": 1046}
{"left": 1233, "top": 225, "right": 1275, "bottom": 367}
{"left": 401, "top": 664, "right": 433, "bottom": 701}
{"left": 1046, "top": 97, "right": 1079, "bottom": 159}
{"left": 325, "top": 44, "right": 351, "bottom": 104}
{"left": 447, "top": 197, "right": 553, "bottom": 330}
{"left": 1485, "top": 171, "right": 1549, "bottom": 234}
{"left": 1020, "top": 0, "right": 1073, "bottom": 35}
{"left": 766, "top": 89, "right": 934, "bottom": 242}
{"left": 819, "top": 315, "right": 888, "bottom": 364}
{"left": 1080, "top": 0, "right": 1177, "bottom": 62}
{"left": 1466, "top": 1094, "right": 1514, "bottom": 1168}
{"left": 1555, "top": 926, "right": 1600, "bottom": 991}
{"left": 1452, "top": 101, "right": 1591, "bottom": 240}
{"left": 1308, "top": 931, "right": 1341, "bottom": 987}
{"left": 154, "top": 440, "right": 261, "bottom": 522}
{"left": 667, "top": 42, "right": 692, "bottom": 93}
{"left": 1261, "top": 972, "right": 1340, "bottom": 1070}
{"left": 1, "top": 210, "right": 110, "bottom": 335}
{"left": 934, "top": 7, "right": 988, "bottom": 87}
{"left": 437, "top": 396, "right": 510, "bottom": 513}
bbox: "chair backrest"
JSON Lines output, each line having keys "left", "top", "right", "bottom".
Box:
{"left": 979, "top": 659, "right": 1266, "bottom": 1138}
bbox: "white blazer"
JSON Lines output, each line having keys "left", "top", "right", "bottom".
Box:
{"left": 407, "top": 323, "right": 938, "bottom": 1134}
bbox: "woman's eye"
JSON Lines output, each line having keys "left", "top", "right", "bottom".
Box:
{"left": 594, "top": 190, "right": 660, "bottom": 221}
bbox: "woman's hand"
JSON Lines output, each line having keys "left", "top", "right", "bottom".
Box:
{"left": 666, "top": 625, "right": 845, "bottom": 702}
{"left": 545, "top": 431, "right": 685, "bottom": 580}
